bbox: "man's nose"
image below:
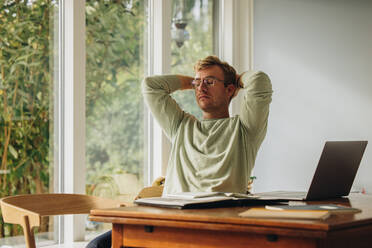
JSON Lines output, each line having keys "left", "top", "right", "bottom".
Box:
{"left": 197, "top": 81, "right": 208, "bottom": 91}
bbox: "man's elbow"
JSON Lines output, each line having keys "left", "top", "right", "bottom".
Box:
{"left": 142, "top": 76, "right": 154, "bottom": 93}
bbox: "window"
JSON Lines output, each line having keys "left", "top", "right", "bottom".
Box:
{"left": 0, "top": 0, "right": 59, "bottom": 246}
{"left": 85, "top": 0, "right": 149, "bottom": 235}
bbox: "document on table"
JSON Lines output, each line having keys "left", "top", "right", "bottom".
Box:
{"left": 134, "top": 192, "right": 285, "bottom": 209}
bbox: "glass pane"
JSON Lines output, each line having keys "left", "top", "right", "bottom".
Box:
{"left": 85, "top": 0, "right": 148, "bottom": 237}
{"left": 171, "top": 0, "right": 218, "bottom": 120}
{"left": 0, "top": 0, "right": 59, "bottom": 246}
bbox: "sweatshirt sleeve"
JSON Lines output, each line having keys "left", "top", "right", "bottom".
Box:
{"left": 239, "top": 71, "right": 273, "bottom": 146}
{"left": 142, "top": 75, "right": 185, "bottom": 139}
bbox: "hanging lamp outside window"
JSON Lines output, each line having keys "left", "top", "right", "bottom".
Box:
{"left": 171, "top": 0, "right": 190, "bottom": 47}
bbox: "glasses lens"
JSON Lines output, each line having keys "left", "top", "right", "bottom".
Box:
{"left": 204, "top": 78, "right": 215, "bottom": 86}
{"left": 192, "top": 79, "right": 201, "bottom": 88}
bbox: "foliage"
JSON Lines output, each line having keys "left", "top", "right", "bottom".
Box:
{"left": 0, "top": 0, "right": 56, "bottom": 237}
{"left": 85, "top": 0, "right": 146, "bottom": 189}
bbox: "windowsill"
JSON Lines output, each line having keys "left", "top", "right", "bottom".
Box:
{"left": 38, "top": 242, "right": 88, "bottom": 248}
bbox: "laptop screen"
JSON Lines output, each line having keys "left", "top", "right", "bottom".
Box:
{"left": 306, "top": 141, "right": 368, "bottom": 200}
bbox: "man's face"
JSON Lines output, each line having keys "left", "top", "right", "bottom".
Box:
{"left": 194, "top": 65, "right": 234, "bottom": 116}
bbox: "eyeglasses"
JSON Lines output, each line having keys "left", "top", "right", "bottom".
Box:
{"left": 191, "top": 77, "right": 226, "bottom": 89}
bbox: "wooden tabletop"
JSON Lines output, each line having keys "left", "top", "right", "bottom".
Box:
{"left": 90, "top": 194, "right": 372, "bottom": 238}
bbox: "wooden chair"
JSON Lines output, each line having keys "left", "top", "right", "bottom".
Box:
{"left": 135, "top": 185, "right": 164, "bottom": 200}
{"left": 135, "top": 176, "right": 164, "bottom": 200}
{"left": 0, "top": 194, "right": 123, "bottom": 248}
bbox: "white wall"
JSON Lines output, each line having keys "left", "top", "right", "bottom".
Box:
{"left": 252, "top": 0, "right": 372, "bottom": 193}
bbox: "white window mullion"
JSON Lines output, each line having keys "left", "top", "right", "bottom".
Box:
{"left": 145, "top": 0, "right": 155, "bottom": 187}
{"left": 56, "top": 0, "right": 65, "bottom": 244}
{"left": 151, "top": 0, "right": 172, "bottom": 183}
{"left": 63, "top": 0, "right": 86, "bottom": 243}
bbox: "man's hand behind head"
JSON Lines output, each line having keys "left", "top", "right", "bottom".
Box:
{"left": 178, "top": 75, "right": 194, "bottom": 90}
{"left": 232, "top": 73, "right": 244, "bottom": 98}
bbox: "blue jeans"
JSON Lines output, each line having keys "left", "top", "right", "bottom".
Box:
{"left": 86, "top": 230, "right": 112, "bottom": 248}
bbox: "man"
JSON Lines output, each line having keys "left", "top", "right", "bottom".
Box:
{"left": 86, "top": 55, "right": 272, "bottom": 248}
{"left": 143, "top": 55, "right": 272, "bottom": 195}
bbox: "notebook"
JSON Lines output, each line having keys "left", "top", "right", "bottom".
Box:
{"left": 255, "top": 141, "right": 368, "bottom": 201}
{"left": 134, "top": 192, "right": 284, "bottom": 209}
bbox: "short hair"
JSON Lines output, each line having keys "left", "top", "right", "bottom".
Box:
{"left": 194, "top": 55, "right": 237, "bottom": 87}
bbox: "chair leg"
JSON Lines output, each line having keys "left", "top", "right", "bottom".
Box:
{"left": 22, "top": 215, "right": 36, "bottom": 248}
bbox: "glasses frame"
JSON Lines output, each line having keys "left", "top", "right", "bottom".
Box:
{"left": 191, "top": 76, "right": 227, "bottom": 89}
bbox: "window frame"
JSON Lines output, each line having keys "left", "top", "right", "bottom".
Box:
{"left": 59, "top": 0, "right": 86, "bottom": 244}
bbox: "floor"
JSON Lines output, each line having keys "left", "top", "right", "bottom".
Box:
{"left": 42, "top": 242, "right": 88, "bottom": 248}
{"left": 0, "top": 242, "right": 88, "bottom": 248}
{"left": 0, "top": 231, "right": 98, "bottom": 248}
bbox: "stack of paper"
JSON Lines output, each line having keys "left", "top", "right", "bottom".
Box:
{"left": 239, "top": 204, "right": 361, "bottom": 220}
{"left": 264, "top": 204, "right": 361, "bottom": 213}
{"left": 239, "top": 208, "right": 331, "bottom": 220}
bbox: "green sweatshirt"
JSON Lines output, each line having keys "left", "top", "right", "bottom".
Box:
{"left": 142, "top": 71, "right": 272, "bottom": 194}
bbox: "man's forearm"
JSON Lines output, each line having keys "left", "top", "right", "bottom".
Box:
{"left": 142, "top": 74, "right": 186, "bottom": 139}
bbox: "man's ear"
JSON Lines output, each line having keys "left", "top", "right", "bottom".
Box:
{"left": 226, "top": 84, "right": 236, "bottom": 98}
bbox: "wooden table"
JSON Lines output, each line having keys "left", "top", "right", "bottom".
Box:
{"left": 90, "top": 194, "right": 372, "bottom": 248}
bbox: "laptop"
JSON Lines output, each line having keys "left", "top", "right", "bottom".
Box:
{"left": 255, "top": 141, "right": 368, "bottom": 201}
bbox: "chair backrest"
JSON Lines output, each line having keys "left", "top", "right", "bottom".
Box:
{"left": 135, "top": 185, "right": 163, "bottom": 200}
{"left": 0, "top": 194, "right": 122, "bottom": 248}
